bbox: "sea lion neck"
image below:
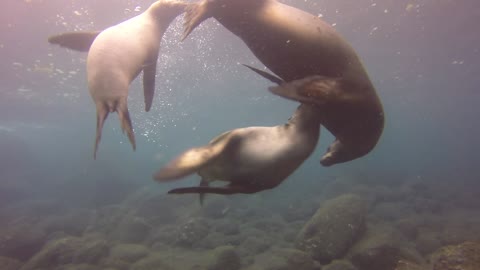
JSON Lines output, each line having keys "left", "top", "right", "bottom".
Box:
{"left": 287, "top": 104, "right": 321, "bottom": 132}
{"left": 148, "top": 0, "right": 187, "bottom": 22}
{"left": 212, "top": 0, "right": 269, "bottom": 17}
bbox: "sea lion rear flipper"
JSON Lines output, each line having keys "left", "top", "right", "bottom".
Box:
{"left": 153, "top": 133, "right": 233, "bottom": 182}
{"left": 48, "top": 31, "right": 101, "bottom": 52}
{"left": 94, "top": 103, "right": 109, "bottom": 159}
{"left": 142, "top": 56, "right": 158, "bottom": 112}
{"left": 269, "top": 76, "right": 343, "bottom": 106}
{"left": 242, "top": 64, "right": 283, "bottom": 85}
{"left": 168, "top": 184, "right": 258, "bottom": 195}
{"left": 182, "top": 1, "right": 213, "bottom": 41}
{"left": 116, "top": 98, "right": 136, "bottom": 153}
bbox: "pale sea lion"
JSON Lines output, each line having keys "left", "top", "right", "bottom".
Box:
{"left": 48, "top": 0, "right": 187, "bottom": 158}
{"left": 182, "top": 0, "right": 384, "bottom": 166}
{"left": 154, "top": 103, "right": 321, "bottom": 200}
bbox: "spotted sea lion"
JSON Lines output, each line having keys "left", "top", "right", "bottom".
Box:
{"left": 154, "top": 103, "right": 321, "bottom": 199}
{"left": 48, "top": 0, "right": 187, "bottom": 158}
{"left": 181, "top": 0, "right": 384, "bottom": 166}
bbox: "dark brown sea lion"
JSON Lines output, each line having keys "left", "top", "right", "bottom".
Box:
{"left": 154, "top": 103, "right": 321, "bottom": 200}
{"left": 182, "top": 0, "right": 384, "bottom": 166}
{"left": 48, "top": 0, "right": 187, "bottom": 158}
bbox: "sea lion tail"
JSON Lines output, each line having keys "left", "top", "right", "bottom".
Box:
{"left": 116, "top": 98, "right": 136, "bottom": 153}
{"left": 153, "top": 145, "right": 216, "bottom": 181}
{"left": 94, "top": 103, "right": 109, "bottom": 159}
{"left": 182, "top": 1, "right": 212, "bottom": 41}
{"left": 154, "top": 132, "right": 232, "bottom": 182}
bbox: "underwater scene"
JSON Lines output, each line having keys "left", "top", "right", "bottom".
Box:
{"left": 1, "top": 0, "right": 479, "bottom": 269}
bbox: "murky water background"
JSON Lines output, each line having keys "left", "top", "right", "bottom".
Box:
{"left": 0, "top": 0, "right": 479, "bottom": 269}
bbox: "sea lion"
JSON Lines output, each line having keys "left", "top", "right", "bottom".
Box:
{"left": 182, "top": 0, "right": 384, "bottom": 166}
{"left": 48, "top": 0, "right": 187, "bottom": 158}
{"left": 154, "top": 103, "right": 321, "bottom": 200}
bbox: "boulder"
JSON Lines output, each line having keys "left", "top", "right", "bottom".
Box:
{"left": 20, "top": 236, "right": 82, "bottom": 270}
{"left": 195, "top": 232, "right": 244, "bottom": 250}
{"left": 100, "top": 257, "right": 130, "bottom": 270}
{"left": 109, "top": 243, "right": 149, "bottom": 263}
{"left": 72, "top": 236, "right": 109, "bottom": 264}
{"left": 239, "top": 236, "right": 271, "bottom": 257}
{"left": 55, "top": 264, "right": 103, "bottom": 270}
{"left": 201, "top": 197, "right": 232, "bottom": 219}
{"left": 206, "top": 246, "right": 241, "bottom": 270}
{"left": 39, "top": 209, "right": 94, "bottom": 236}
{"left": 394, "top": 260, "right": 426, "bottom": 270}
{"left": 130, "top": 253, "right": 174, "bottom": 270}
{"left": 415, "top": 231, "right": 441, "bottom": 255}
{"left": 174, "top": 218, "right": 209, "bottom": 247}
{"left": 0, "top": 256, "right": 23, "bottom": 270}
{"left": 111, "top": 216, "right": 152, "bottom": 243}
{"left": 247, "top": 248, "right": 321, "bottom": 270}
{"left": 431, "top": 241, "right": 480, "bottom": 270}
{"left": 0, "top": 224, "right": 46, "bottom": 260}
{"left": 296, "top": 194, "right": 368, "bottom": 264}
{"left": 323, "top": 260, "right": 357, "bottom": 270}
{"left": 349, "top": 224, "right": 422, "bottom": 270}
{"left": 214, "top": 220, "right": 240, "bottom": 235}
{"left": 20, "top": 235, "right": 110, "bottom": 270}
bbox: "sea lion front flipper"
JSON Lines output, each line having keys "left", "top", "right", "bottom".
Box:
{"left": 319, "top": 139, "right": 348, "bottom": 167}
{"left": 153, "top": 132, "right": 234, "bottom": 182}
{"left": 142, "top": 55, "right": 158, "bottom": 112}
{"left": 199, "top": 177, "right": 209, "bottom": 206}
{"left": 242, "top": 64, "right": 284, "bottom": 85}
{"left": 168, "top": 184, "right": 259, "bottom": 195}
{"left": 48, "top": 31, "right": 101, "bottom": 52}
{"left": 268, "top": 75, "right": 343, "bottom": 106}
{"left": 182, "top": 1, "right": 213, "bottom": 41}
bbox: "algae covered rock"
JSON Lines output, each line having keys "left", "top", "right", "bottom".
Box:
{"left": 201, "top": 197, "right": 232, "bottom": 219}
{"left": 296, "top": 194, "right": 368, "bottom": 264}
{"left": 349, "top": 224, "right": 422, "bottom": 270}
{"left": 394, "top": 260, "right": 426, "bottom": 270}
{"left": 55, "top": 263, "right": 103, "bottom": 270}
{"left": 214, "top": 220, "right": 240, "bottom": 235}
{"left": 39, "top": 209, "right": 94, "bottom": 236}
{"left": 111, "top": 216, "right": 152, "bottom": 243}
{"left": 109, "top": 243, "right": 149, "bottom": 263}
{"left": 72, "top": 236, "right": 109, "bottom": 264}
{"left": 20, "top": 234, "right": 110, "bottom": 270}
{"left": 247, "top": 248, "right": 321, "bottom": 270}
{"left": 20, "top": 236, "right": 82, "bottom": 270}
{"left": 431, "top": 241, "right": 480, "bottom": 270}
{"left": 323, "top": 260, "right": 357, "bottom": 270}
{"left": 130, "top": 253, "right": 174, "bottom": 270}
{"left": 174, "top": 218, "right": 210, "bottom": 247}
{"left": 207, "top": 245, "right": 241, "bottom": 270}
{"left": 0, "top": 256, "right": 23, "bottom": 270}
{"left": 0, "top": 224, "right": 47, "bottom": 260}
{"left": 239, "top": 236, "right": 271, "bottom": 257}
